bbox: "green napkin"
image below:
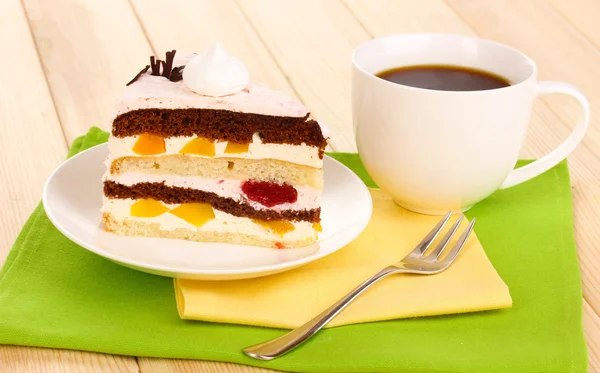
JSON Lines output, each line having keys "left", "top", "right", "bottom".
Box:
{"left": 0, "top": 127, "right": 587, "bottom": 372}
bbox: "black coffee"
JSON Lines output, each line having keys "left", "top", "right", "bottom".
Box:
{"left": 376, "top": 65, "right": 510, "bottom": 91}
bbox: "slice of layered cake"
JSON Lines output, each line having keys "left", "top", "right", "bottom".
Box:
{"left": 102, "top": 44, "right": 328, "bottom": 248}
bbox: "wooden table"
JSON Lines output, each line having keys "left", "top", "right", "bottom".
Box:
{"left": 1, "top": 0, "right": 599, "bottom": 371}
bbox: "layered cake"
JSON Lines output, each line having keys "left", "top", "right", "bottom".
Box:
{"left": 102, "top": 44, "right": 328, "bottom": 248}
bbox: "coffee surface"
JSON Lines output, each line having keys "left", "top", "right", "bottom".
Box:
{"left": 377, "top": 65, "right": 510, "bottom": 91}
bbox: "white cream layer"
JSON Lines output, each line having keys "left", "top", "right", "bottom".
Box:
{"left": 108, "top": 133, "right": 322, "bottom": 168}
{"left": 102, "top": 198, "right": 316, "bottom": 241}
{"left": 104, "top": 172, "right": 320, "bottom": 212}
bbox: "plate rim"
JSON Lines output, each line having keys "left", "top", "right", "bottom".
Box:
{"left": 42, "top": 143, "right": 373, "bottom": 277}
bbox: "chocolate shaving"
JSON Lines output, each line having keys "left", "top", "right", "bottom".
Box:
{"left": 153, "top": 59, "right": 163, "bottom": 75}
{"left": 126, "top": 65, "right": 150, "bottom": 86}
{"left": 128, "top": 50, "right": 182, "bottom": 86}
{"left": 162, "top": 50, "right": 175, "bottom": 78}
{"left": 169, "top": 66, "right": 185, "bottom": 82}
{"left": 150, "top": 56, "right": 160, "bottom": 76}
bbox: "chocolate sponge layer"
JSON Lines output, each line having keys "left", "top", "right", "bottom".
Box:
{"left": 104, "top": 180, "right": 320, "bottom": 223}
{"left": 112, "top": 109, "right": 327, "bottom": 154}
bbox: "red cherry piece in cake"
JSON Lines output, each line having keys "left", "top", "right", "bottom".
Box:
{"left": 275, "top": 242, "right": 285, "bottom": 249}
{"left": 241, "top": 181, "right": 298, "bottom": 207}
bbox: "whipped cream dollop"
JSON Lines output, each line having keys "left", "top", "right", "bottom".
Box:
{"left": 183, "top": 43, "right": 249, "bottom": 97}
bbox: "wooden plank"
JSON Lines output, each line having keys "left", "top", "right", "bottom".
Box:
{"left": 549, "top": 0, "right": 600, "bottom": 50}
{"left": 344, "top": 0, "right": 472, "bottom": 34}
{"left": 138, "top": 358, "right": 278, "bottom": 373}
{"left": 23, "top": 0, "right": 153, "bottom": 142}
{"left": 0, "top": 0, "right": 139, "bottom": 372}
{"left": 235, "top": 0, "right": 371, "bottom": 152}
{"left": 0, "top": 346, "right": 138, "bottom": 373}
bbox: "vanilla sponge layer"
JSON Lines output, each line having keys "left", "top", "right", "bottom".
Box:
{"left": 102, "top": 199, "right": 318, "bottom": 248}
{"left": 109, "top": 155, "right": 324, "bottom": 189}
{"left": 108, "top": 133, "right": 322, "bottom": 168}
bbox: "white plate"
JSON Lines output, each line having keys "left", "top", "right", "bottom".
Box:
{"left": 42, "top": 143, "right": 372, "bottom": 280}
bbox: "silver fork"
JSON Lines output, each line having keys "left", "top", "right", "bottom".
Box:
{"left": 243, "top": 212, "right": 476, "bottom": 361}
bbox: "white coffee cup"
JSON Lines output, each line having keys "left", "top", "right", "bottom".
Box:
{"left": 352, "top": 33, "right": 589, "bottom": 215}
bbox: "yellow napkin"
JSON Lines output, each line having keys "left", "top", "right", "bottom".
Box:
{"left": 174, "top": 189, "right": 512, "bottom": 329}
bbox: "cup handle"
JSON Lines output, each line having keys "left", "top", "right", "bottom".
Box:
{"left": 500, "top": 81, "right": 590, "bottom": 189}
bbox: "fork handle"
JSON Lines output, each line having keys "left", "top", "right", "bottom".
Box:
{"left": 243, "top": 266, "right": 399, "bottom": 360}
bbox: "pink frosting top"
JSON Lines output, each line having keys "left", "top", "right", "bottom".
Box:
{"left": 116, "top": 54, "right": 310, "bottom": 118}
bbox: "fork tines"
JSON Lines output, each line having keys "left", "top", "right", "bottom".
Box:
{"left": 408, "top": 212, "right": 475, "bottom": 265}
